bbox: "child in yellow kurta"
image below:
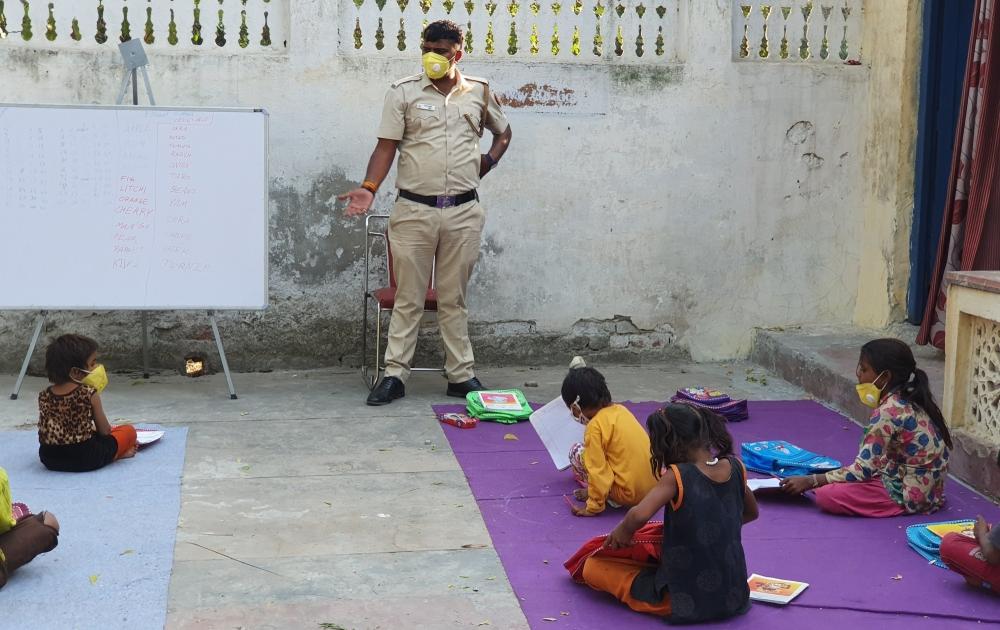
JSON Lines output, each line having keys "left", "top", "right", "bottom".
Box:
{"left": 563, "top": 367, "right": 657, "bottom": 516}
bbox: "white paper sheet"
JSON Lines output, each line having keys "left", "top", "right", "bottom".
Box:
{"left": 529, "top": 397, "right": 585, "bottom": 471}
{"left": 747, "top": 477, "right": 781, "bottom": 492}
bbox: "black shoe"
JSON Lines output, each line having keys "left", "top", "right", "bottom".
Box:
{"left": 367, "top": 376, "right": 405, "bottom": 406}
{"left": 447, "top": 377, "right": 486, "bottom": 398}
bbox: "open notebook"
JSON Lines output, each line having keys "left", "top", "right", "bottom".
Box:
{"left": 529, "top": 397, "right": 584, "bottom": 471}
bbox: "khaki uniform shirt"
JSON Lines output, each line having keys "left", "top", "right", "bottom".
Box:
{"left": 377, "top": 71, "right": 509, "bottom": 196}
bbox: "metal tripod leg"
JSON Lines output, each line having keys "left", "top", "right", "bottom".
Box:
{"left": 208, "top": 311, "right": 238, "bottom": 400}
{"left": 10, "top": 311, "right": 46, "bottom": 400}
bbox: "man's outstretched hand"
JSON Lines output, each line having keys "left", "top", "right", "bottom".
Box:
{"left": 340, "top": 188, "right": 375, "bottom": 216}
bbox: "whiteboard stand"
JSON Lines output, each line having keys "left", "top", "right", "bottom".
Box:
{"left": 208, "top": 311, "right": 238, "bottom": 400}
{"left": 9, "top": 312, "right": 47, "bottom": 400}
{"left": 117, "top": 40, "right": 155, "bottom": 380}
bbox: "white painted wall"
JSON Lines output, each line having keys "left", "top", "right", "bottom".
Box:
{"left": 0, "top": 0, "right": 869, "bottom": 362}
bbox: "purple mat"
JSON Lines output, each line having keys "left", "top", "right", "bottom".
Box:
{"left": 436, "top": 400, "right": 1000, "bottom": 629}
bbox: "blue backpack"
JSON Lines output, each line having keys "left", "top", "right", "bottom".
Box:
{"left": 740, "top": 440, "right": 841, "bottom": 478}
{"left": 906, "top": 520, "right": 976, "bottom": 569}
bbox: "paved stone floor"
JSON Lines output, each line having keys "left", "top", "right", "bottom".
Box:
{"left": 0, "top": 362, "right": 805, "bottom": 629}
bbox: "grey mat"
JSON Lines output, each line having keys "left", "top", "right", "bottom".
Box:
{"left": 1, "top": 427, "right": 188, "bottom": 629}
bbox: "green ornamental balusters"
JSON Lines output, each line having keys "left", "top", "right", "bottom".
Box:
{"left": 45, "top": 2, "right": 55, "bottom": 41}
{"left": 799, "top": 1, "right": 812, "bottom": 60}
{"left": 260, "top": 10, "right": 271, "bottom": 46}
{"left": 192, "top": 0, "right": 203, "bottom": 45}
{"left": 840, "top": 3, "right": 850, "bottom": 60}
{"left": 759, "top": 4, "right": 771, "bottom": 59}
{"left": 239, "top": 9, "right": 249, "bottom": 48}
{"left": 216, "top": 0, "right": 226, "bottom": 47}
{"left": 144, "top": 1, "right": 155, "bottom": 44}
{"left": 550, "top": 23, "right": 558, "bottom": 55}
{"left": 20, "top": 0, "right": 31, "bottom": 41}
{"left": 485, "top": 21, "right": 494, "bottom": 54}
{"left": 464, "top": 21, "right": 473, "bottom": 52}
{"left": 375, "top": 16, "right": 384, "bottom": 49}
{"left": 120, "top": 4, "right": 131, "bottom": 42}
{"left": 397, "top": 17, "right": 405, "bottom": 50}
{"left": 95, "top": 0, "right": 107, "bottom": 44}
{"left": 820, "top": 4, "right": 832, "bottom": 59}
{"left": 0, "top": 3, "right": 7, "bottom": 39}
{"left": 71, "top": 16, "right": 81, "bottom": 41}
{"left": 168, "top": 7, "right": 178, "bottom": 45}
{"left": 780, "top": 5, "right": 791, "bottom": 59}
{"left": 739, "top": 4, "right": 750, "bottom": 59}
{"left": 507, "top": 21, "right": 516, "bottom": 54}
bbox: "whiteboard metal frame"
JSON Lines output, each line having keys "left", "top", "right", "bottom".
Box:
{"left": 0, "top": 103, "right": 270, "bottom": 311}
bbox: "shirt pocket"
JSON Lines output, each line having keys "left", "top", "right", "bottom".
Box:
{"left": 459, "top": 104, "right": 484, "bottom": 139}
{"left": 405, "top": 105, "right": 441, "bottom": 133}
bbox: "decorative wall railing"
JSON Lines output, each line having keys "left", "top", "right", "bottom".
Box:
{"left": 0, "top": 0, "right": 288, "bottom": 52}
{"left": 732, "top": 1, "right": 863, "bottom": 63}
{"left": 339, "top": 0, "right": 687, "bottom": 63}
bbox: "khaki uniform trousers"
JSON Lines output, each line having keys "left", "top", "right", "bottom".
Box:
{"left": 383, "top": 197, "right": 485, "bottom": 383}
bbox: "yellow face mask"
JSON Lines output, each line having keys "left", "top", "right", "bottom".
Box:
{"left": 855, "top": 371, "right": 887, "bottom": 408}
{"left": 422, "top": 52, "right": 452, "bottom": 80}
{"left": 77, "top": 364, "right": 109, "bottom": 394}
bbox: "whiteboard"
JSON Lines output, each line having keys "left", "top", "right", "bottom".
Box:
{"left": 0, "top": 104, "right": 268, "bottom": 310}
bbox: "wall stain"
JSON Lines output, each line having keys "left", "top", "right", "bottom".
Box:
{"left": 270, "top": 169, "right": 362, "bottom": 284}
{"left": 498, "top": 83, "right": 577, "bottom": 108}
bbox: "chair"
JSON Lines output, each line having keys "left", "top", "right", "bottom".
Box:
{"left": 361, "top": 214, "right": 442, "bottom": 389}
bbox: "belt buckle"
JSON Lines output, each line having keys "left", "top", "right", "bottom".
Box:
{"left": 436, "top": 195, "right": 456, "bottom": 209}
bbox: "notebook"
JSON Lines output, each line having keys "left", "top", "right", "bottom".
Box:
{"left": 529, "top": 397, "right": 584, "bottom": 471}
{"left": 747, "top": 574, "right": 809, "bottom": 604}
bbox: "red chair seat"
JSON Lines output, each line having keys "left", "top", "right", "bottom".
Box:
{"left": 370, "top": 287, "right": 438, "bottom": 310}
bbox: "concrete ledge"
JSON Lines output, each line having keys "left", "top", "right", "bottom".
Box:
{"left": 750, "top": 325, "right": 998, "bottom": 501}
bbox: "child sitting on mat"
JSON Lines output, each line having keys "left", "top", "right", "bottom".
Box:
{"left": 563, "top": 367, "right": 657, "bottom": 517}
{"left": 1, "top": 467, "right": 59, "bottom": 590}
{"left": 578, "top": 404, "right": 757, "bottom": 623}
{"left": 37, "top": 334, "right": 138, "bottom": 472}
{"left": 781, "top": 338, "right": 951, "bottom": 516}
{"left": 941, "top": 453, "right": 1000, "bottom": 594}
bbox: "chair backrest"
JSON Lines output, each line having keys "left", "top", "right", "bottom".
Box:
{"left": 366, "top": 214, "right": 435, "bottom": 291}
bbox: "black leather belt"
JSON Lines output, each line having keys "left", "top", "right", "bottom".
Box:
{"left": 399, "top": 189, "right": 477, "bottom": 209}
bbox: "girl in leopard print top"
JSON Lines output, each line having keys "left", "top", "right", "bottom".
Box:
{"left": 37, "top": 334, "right": 138, "bottom": 473}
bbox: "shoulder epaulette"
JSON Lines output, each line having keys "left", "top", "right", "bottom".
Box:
{"left": 464, "top": 75, "right": 490, "bottom": 86}
{"left": 391, "top": 74, "right": 422, "bottom": 88}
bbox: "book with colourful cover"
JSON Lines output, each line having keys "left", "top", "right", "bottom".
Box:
{"left": 926, "top": 521, "right": 975, "bottom": 539}
{"left": 476, "top": 392, "right": 524, "bottom": 412}
{"left": 747, "top": 574, "right": 809, "bottom": 604}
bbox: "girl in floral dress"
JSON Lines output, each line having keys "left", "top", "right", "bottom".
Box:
{"left": 781, "top": 338, "right": 951, "bottom": 517}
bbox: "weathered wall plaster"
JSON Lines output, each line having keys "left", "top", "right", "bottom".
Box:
{"left": 0, "top": 1, "right": 881, "bottom": 372}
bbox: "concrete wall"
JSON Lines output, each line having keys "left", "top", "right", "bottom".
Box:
{"left": 854, "top": 0, "right": 923, "bottom": 328}
{"left": 0, "top": 1, "right": 876, "bottom": 372}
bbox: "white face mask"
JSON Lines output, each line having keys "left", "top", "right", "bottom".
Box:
{"left": 569, "top": 396, "right": 590, "bottom": 425}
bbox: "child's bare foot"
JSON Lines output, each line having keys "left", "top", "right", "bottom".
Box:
{"left": 119, "top": 446, "right": 138, "bottom": 459}
{"left": 573, "top": 488, "right": 588, "bottom": 501}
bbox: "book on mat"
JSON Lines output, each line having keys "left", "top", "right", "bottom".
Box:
{"left": 746, "top": 478, "right": 781, "bottom": 492}
{"left": 747, "top": 574, "right": 809, "bottom": 604}
{"left": 529, "top": 396, "right": 584, "bottom": 471}
{"left": 926, "top": 521, "right": 975, "bottom": 539}
{"left": 475, "top": 391, "right": 524, "bottom": 411}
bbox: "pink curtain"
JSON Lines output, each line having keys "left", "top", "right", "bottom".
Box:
{"left": 918, "top": 0, "right": 1000, "bottom": 348}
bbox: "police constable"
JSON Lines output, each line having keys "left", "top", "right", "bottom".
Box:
{"left": 341, "top": 19, "right": 513, "bottom": 406}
